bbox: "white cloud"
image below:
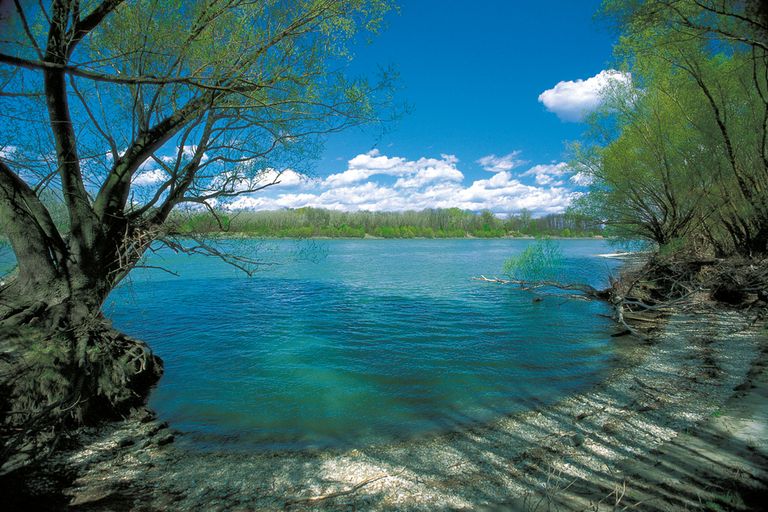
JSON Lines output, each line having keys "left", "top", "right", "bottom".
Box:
{"left": 104, "top": 148, "right": 125, "bottom": 161}
{"left": 323, "top": 150, "right": 461, "bottom": 187}
{"left": 522, "top": 162, "right": 570, "bottom": 186}
{"left": 347, "top": 149, "right": 404, "bottom": 171}
{"left": 258, "top": 168, "right": 307, "bottom": 188}
{"left": 411, "top": 174, "right": 578, "bottom": 215}
{"left": 393, "top": 159, "right": 463, "bottom": 188}
{"left": 221, "top": 151, "right": 581, "bottom": 216}
{"left": 538, "top": 70, "right": 631, "bottom": 122}
{"left": 570, "top": 171, "right": 593, "bottom": 186}
{"left": 324, "top": 149, "right": 406, "bottom": 185}
{"left": 152, "top": 145, "right": 210, "bottom": 166}
{"left": 476, "top": 151, "right": 526, "bottom": 172}
{"left": 0, "top": 145, "right": 18, "bottom": 160}
{"left": 181, "top": 145, "right": 210, "bottom": 162}
{"left": 324, "top": 167, "right": 377, "bottom": 186}
{"left": 132, "top": 169, "right": 167, "bottom": 186}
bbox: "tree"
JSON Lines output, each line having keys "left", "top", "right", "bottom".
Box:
{"left": 572, "top": 74, "right": 704, "bottom": 246}
{"left": 576, "top": 0, "right": 768, "bottom": 256}
{"left": 0, "top": 0, "right": 394, "bottom": 443}
{"left": 503, "top": 239, "right": 563, "bottom": 282}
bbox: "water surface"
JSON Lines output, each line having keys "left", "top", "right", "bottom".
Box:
{"left": 105, "top": 239, "right": 621, "bottom": 450}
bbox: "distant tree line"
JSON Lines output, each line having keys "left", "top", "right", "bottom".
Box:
{"left": 168, "top": 207, "right": 602, "bottom": 238}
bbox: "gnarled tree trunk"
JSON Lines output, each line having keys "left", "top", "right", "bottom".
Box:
{"left": 0, "top": 0, "right": 393, "bottom": 475}
{"left": 0, "top": 161, "right": 162, "bottom": 472}
{"left": 0, "top": 265, "right": 162, "bottom": 474}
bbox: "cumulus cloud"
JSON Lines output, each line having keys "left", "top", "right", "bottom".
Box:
{"left": 259, "top": 168, "right": 307, "bottom": 188}
{"left": 324, "top": 149, "right": 405, "bottom": 185}
{"left": 476, "top": 151, "right": 526, "bottom": 173}
{"left": 221, "top": 151, "right": 581, "bottom": 216}
{"left": 324, "top": 150, "right": 461, "bottom": 187}
{"left": 538, "top": 70, "right": 631, "bottom": 122}
{"left": 522, "top": 162, "right": 570, "bottom": 186}
{"left": 570, "top": 171, "right": 593, "bottom": 187}
{"left": 132, "top": 169, "right": 167, "bottom": 186}
{"left": 348, "top": 149, "right": 404, "bottom": 171}
{"left": 393, "top": 159, "right": 463, "bottom": 188}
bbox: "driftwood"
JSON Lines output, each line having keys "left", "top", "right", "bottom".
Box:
{"left": 473, "top": 275, "right": 650, "bottom": 338}
{"left": 476, "top": 256, "right": 768, "bottom": 342}
{"left": 284, "top": 473, "right": 393, "bottom": 508}
{"left": 473, "top": 276, "right": 612, "bottom": 300}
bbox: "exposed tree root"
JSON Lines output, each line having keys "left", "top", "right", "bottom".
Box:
{"left": 476, "top": 255, "right": 768, "bottom": 343}
{"left": 0, "top": 317, "right": 162, "bottom": 476}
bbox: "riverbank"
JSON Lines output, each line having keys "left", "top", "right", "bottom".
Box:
{"left": 6, "top": 298, "right": 765, "bottom": 510}
{"left": 179, "top": 232, "right": 607, "bottom": 241}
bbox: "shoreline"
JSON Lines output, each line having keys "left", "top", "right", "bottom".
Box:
{"left": 178, "top": 233, "right": 608, "bottom": 241}
{"left": 12, "top": 301, "right": 766, "bottom": 510}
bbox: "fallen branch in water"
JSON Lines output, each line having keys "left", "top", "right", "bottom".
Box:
{"left": 473, "top": 275, "right": 653, "bottom": 338}
{"left": 473, "top": 275, "right": 612, "bottom": 300}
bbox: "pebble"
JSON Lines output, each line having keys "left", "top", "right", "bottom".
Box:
{"left": 117, "top": 437, "right": 135, "bottom": 448}
{"left": 570, "top": 433, "right": 585, "bottom": 447}
{"left": 156, "top": 432, "right": 175, "bottom": 446}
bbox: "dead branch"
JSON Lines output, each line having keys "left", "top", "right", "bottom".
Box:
{"left": 283, "top": 473, "right": 393, "bottom": 508}
{"left": 473, "top": 275, "right": 611, "bottom": 300}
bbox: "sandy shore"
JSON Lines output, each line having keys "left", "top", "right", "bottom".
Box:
{"left": 12, "top": 302, "right": 767, "bottom": 511}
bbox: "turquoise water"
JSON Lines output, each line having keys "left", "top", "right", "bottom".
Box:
{"left": 103, "top": 239, "right": 623, "bottom": 450}
{"left": 2, "top": 239, "right": 624, "bottom": 450}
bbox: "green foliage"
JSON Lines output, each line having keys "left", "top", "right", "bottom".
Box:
{"left": 86, "top": 0, "right": 397, "bottom": 165}
{"left": 168, "top": 207, "right": 601, "bottom": 238}
{"left": 502, "top": 239, "right": 564, "bottom": 282}
{"left": 0, "top": 0, "right": 401, "bottom": 287}
{"left": 574, "top": 0, "right": 768, "bottom": 257}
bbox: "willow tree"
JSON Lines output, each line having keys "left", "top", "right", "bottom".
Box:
{"left": 0, "top": 0, "right": 393, "bottom": 434}
{"left": 572, "top": 74, "right": 706, "bottom": 247}
{"left": 577, "top": 0, "right": 768, "bottom": 256}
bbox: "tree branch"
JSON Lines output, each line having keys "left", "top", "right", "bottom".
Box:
{"left": 13, "top": 0, "right": 44, "bottom": 60}
{"left": 44, "top": 0, "right": 99, "bottom": 252}
{"left": 65, "top": 0, "right": 125, "bottom": 58}
{"left": 93, "top": 92, "right": 215, "bottom": 221}
{"left": 0, "top": 161, "right": 66, "bottom": 289}
{"left": 0, "top": 52, "right": 272, "bottom": 91}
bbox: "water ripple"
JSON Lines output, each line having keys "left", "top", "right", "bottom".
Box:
{"left": 107, "top": 239, "right": 622, "bottom": 451}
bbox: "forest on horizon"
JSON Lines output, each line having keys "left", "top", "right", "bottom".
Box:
{"left": 167, "top": 207, "right": 602, "bottom": 239}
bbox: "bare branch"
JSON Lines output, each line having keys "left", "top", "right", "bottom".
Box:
{"left": 13, "top": 0, "right": 44, "bottom": 60}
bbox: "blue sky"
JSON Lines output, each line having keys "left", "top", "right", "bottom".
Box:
{"left": 223, "top": 0, "right": 626, "bottom": 216}
{"left": 0, "top": 1, "right": 624, "bottom": 217}
{"left": 325, "top": 0, "right": 616, "bottom": 165}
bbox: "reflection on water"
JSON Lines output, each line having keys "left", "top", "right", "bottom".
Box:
{"left": 106, "top": 239, "right": 622, "bottom": 450}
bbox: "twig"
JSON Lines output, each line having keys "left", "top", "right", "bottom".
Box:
{"left": 284, "top": 472, "right": 397, "bottom": 508}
